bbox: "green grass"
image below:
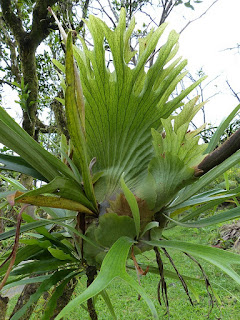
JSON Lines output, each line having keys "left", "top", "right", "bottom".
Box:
{"left": 6, "top": 226, "right": 240, "bottom": 319}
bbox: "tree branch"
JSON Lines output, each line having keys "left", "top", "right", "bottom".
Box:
{"left": 226, "top": 80, "right": 240, "bottom": 103}
{"left": 30, "top": 0, "right": 58, "bottom": 49}
{"left": 79, "top": 0, "right": 90, "bottom": 29}
{"left": 0, "top": 0, "right": 25, "bottom": 41}
{"left": 180, "top": 0, "right": 220, "bottom": 34}
{"left": 195, "top": 128, "right": 240, "bottom": 177}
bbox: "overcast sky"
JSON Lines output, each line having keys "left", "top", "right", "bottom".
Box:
{"left": 1, "top": 0, "right": 240, "bottom": 126}
{"left": 169, "top": 0, "right": 240, "bottom": 125}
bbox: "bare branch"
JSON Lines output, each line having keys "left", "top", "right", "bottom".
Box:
{"left": 107, "top": 0, "right": 119, "bottom": 22}
{"left": 96, "top": 0, "right": 117, "bottom": 28}
{"left": 226, "top": 80, "right": 240, "bottom": 103}
{"left": 180, "top": 0, "right": 220, "bottom": 34}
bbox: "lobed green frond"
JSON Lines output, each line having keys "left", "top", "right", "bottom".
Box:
{"left": 137, "top": 98, "right": 207, "bottom": 211}
{"left": 72, "top": 8, "right": 205, "bottom": 202}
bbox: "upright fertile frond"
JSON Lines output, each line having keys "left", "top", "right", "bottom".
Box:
{"left": 72, "top": 8, "right": 204, "bottom": 201}
{"left": 137, "top": 98, "right": 207, "bottom": 211}
{"left": 65, "top": 32, "right": 97, "bottom": 209}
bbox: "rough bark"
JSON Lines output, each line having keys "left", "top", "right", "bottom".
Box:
{"left": 195, "top": 128, "right": 240, "bottom": 177}
{"left": 10, "top": 282, "right": 39, "bottom": 320}
{"left": 0, "top": 0, "right": 57, "bottom": 137}
{"left": 50, "top": 92, "right": 70, "bottom": 140}
{"left": 0, "top": 295, "right": 9, "bottom": 320}
{"left": 86, "top": 266, "right": 98, "bottom": 320}
{"left": 50, "top": 277, "right": 78, "bottom": 320}
{"left": 0, "top": 1, "right": 58, "bottom": 317}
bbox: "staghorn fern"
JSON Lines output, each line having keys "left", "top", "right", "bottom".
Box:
{"left": 0, "top": 8, "right": 240, "bottom": 320}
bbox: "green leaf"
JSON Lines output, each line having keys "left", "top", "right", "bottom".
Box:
{"left": 145, "top": 239, "right": 240, "bottom": 285}
{"left": 0, "top": 215, "right": 101, "bottom": 252}
{"left": 41, "top": 271, "right": 81, "bottom": 320}
{"left": 0, "top": 216, "right": 75, "bottom": 241}
{"left": 0, "top": 154, "right": 47, "bottom": 181}
{"left": 184, "top": 1, "right": 194, "bottom": 9}
{"left": 3, "top": 275, "right": 51, "bottom": 291}
{"left": 65, "top": 32, "right": 97, "bottom": 209}
{"left": 48, "top": 247, "right": 77, "bottom": 261}
{"left": 99, "top": 289, "right": 117, "bottom": 320}
{"left": 163, "top": 206, "right": 240, "bottom": 228}
{"left": 55, "top": 237, "right": 158, "bottom": 320}
{"left": 172, "top": 150, "right": 240, "bottom": 207}
{"left": 20, "top": 238, "right": 52, "bottom": 249}
{"left": 140, "top": 101, "right": 207, "bottom": 211}
{"left": 120, "top": 175, "right": 140, "bottom": 237}
{"left": 95, "top": 213, "right": 136, "bottom": 248}
{"left": 52, "top": 58, "right": 65, "bottom": 73}
{"left": 0, "top": 106, "right": 75, "bottom": 182}
{"left": 16, "top": 176, "right": 95, "bottom": 212}
{"left": 21, "top": 213, "right": 56, "bottom": 240}
{"left": 205, "top": 103, "right": 240, "bottom": 154}
{"left": 71, "top": 8, "right": 205, "bottom": 201}
{"left": 167, "top": 187, "right": 240, "bottom": 214}
{"left": 140, "top": 221, "right": 159, "bottom": 237}
{"left": 0, "top": 245, "right": 44, "bottom": 277}
{"left": 11, "top": 259, "right": 70, "bottom": 276}
{"left": 0, "top": 173, "right": 26, "bottom": 190}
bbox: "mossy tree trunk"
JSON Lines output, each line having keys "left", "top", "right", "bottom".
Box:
{"left": 0, "top": 0, "right": 58, "bottom": 137}
{"left": 0, "top": 1, "right": 58, "bottom": 317}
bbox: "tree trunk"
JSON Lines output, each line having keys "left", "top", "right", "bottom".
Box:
{"left": 19, "top": 42, "right": 38, "bottom": 137}
{"left": 50, "top": 278, "right": 78, "bottom": 320}
{"left": 0, "top": 295, "right": 9, "bottom": 320}
{"left": 86, "top": 266, "right": 98, "bottom": 320}
{"left": 10, "top": 282, "right": 39, "bottom": 320}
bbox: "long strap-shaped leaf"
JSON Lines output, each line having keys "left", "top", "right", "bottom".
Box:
{"left": 145, "top": 240, "right": 240, "bottom": 285}
{"left": 171, "top": 149, "right": 240, "bottom": 207}
{"left": 0, "top": 107, "right": 74, "bottom": 182}
{"left": 0, "top": 154, "right": 47, "bottom": 181}
{"left": 55, "top": 236, "right": 158, "bottom": 320}
{"left": 65, "top": 32, "right": 97, "bottom": 209}
{"left": 14, "top": 176, "right": 95, "bottom": 212}
{"left": 163, "top": 206, "right": 240, "bottom": 228}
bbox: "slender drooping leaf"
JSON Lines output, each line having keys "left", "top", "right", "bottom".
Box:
{"left": 0, "top": 154, "right": 47, "bottom": 181}
{"left": 11, "top": 259, "right": 70, "bottom": 277}
{"left": 167, "top": 187, "right": 240, "bottom": 214}
{"left": 145, "top": 240, "right": 240, "bottom": 284}
{"left": 0, "top": 174, "right": 26, "bottom": 190}
{"left": 2, "top": 275, "right": 51, "bottom": 292}
{"left": 0, "top": 107, "right": 75, "bottom": 182}
{"left": 41, "top": 271, "right": 82, "bottom": 320}
{"left": 163, "top": 206, "right": 240, "bottom": 228}
{"left": 15, "top": 176, "right": 95, "bottom": 212}
{"left": 171, "top": 149, "right": 240, "bottom": 207}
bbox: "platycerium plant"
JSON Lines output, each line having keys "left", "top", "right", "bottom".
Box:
{"left": 1, "top": 8, "right": 240, "bottom": 319}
